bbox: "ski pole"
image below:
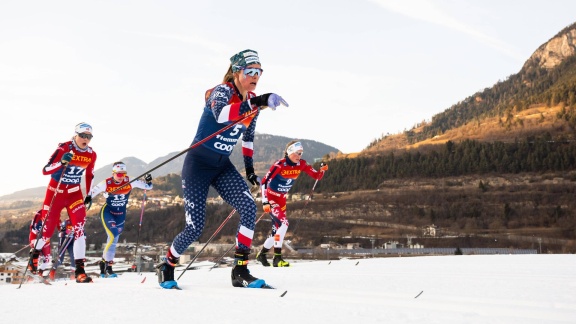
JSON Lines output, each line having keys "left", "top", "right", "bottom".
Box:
{"left": 46, "top": 232, "right": 73, "bottom": 281}
{"left": 50, "top": 233, "right": 73, "bottom": 270}
{"left": 10, "top": 244, "right": 30, "bottom": 256}
{"left": 209, "top": 211, "right": 267, "bottom": 271}
{"left": 133, "top": 190, "right": 147, "bottom": 272}
{"left": 109, "top": 109, "right": 259, "bottom": 195}
{"left": 178, "top": 185, "right": 260, "bottom": 278}
{"left": 18, "top": 161, "right": 68, "bottom": 289}
{"left": 287, "top": 165, "right": 324, "bottom": 238}
{"left": 57, "top": 234, "right": 73, "bottom": 260}
{"left": 177, "top": 208, "right": 238, "bottom": 280}
{"left": 49, "top": 228, "right": 65, "bottom": 273}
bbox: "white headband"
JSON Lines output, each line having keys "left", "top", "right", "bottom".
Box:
{"left": 112, "top": 163, "right": 127, "bottom": 173}
{"left": 287, "top": 142, "right": 303, "bottom": 155}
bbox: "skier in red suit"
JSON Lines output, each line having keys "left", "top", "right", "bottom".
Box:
{"left": 28, "top": 122, "right": 97, "bottom": 283}
{"left": 256, "top": 140, "right": 328, "bottom": 267}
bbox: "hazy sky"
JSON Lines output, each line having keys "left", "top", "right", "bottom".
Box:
{"left": 1, "top": 0, "right": 576, "bottom": 197}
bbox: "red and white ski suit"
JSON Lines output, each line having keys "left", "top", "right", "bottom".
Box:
{"left": 259, "top": 157, "right": 324, "bottom": 249}
{"left": 38, "top": 140, "right": 96, "bottom": 261}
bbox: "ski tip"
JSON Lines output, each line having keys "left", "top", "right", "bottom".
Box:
{"left": 260, "top": 283, "right": 276, "bottom": 289}
{"left": 141, "top": 276, "right": 147, "bottom": 284}
{"left": 280, "top": 290, "right": 288, "bottom": 297}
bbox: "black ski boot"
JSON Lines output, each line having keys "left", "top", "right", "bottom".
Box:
{"left": 98, "top": 258, "right": 106, "bottom": 278}
{"left": 27, "top": 249, "right": 40, "bottom": 274}
{"left": 231, "top": 249, "right": 266, "bottom": 288}
{"left": 105, "top": 261, "right": 117, "bottom": 278}
{"left": 156, "top": 256, "right": 179, "bottom": 289}
{"left": 256, "top": 247, "right": 270, "bottom": 267}
{"left": 75, "top": 259, "right": 93, "bottom": 283}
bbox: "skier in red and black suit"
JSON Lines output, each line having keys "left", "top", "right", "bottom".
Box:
{"left": 28, "top": 122, "right": 97, "bottom": 283}
{"left": 256, "top": 140, "right": 328, "bottom": 267}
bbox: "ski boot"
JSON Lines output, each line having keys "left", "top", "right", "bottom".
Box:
{"left": 105, "top": 261, "right": 117, "bottom": 278}
{"left": 99, "top": 258, "right": 106, "bottom": 278}
{"left": 273, "top": 249, "right": 290, "bottom": 267}
{"left": 256, "top": 247, "right": 270, "bottom": 267}
{"left": 231, "top": 249, "right": 266, "bottom": 288}
{"left": 156, "top": 255, "right": 179, "bottom": 289}
{"left": 27, "top": 249, "right": 40, "bottom": 274}
{"left": 75, "top": 259, "right": 93, "bottom": 283}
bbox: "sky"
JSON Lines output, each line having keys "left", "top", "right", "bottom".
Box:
{"left": 1, "top": 255, "right": 575, "bottom": 323}
{"left": 1, "top": 0, "right": 576, "bottom": 197}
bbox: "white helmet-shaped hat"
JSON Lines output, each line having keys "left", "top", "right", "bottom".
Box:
{"left": 75, "top": 122, "right": 92, "bottom": 134}
{"left": 112, "top": 162, "right": 127, "bottom": 174}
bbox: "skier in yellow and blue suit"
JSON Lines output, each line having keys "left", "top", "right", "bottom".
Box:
{"left": 87, "top": 162, "right": 152, "bottom": 278}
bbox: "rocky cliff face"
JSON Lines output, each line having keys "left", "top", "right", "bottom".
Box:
{"left": 525, "top": 25, "right": 576, "bottom": 70}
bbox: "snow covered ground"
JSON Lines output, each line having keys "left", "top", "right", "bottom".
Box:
{"left": 2, "top": 254, "right": 575, "bottom": 323}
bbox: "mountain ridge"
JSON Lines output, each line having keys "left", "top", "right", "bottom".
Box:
{"left": 0, "top": 133, "right": 339, "bottom": 201}
{"left": 360, "top": 22, "right": 576, "bottom": 155}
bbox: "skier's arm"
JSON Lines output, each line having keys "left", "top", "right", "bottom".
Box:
{"left": 242, "top": 114, "right": 261, "bottom": 185}
{"left": 131, "top": 179, "right": 153, "bottom": 190}
{"left": 88, "top": 180, "right": 107, "bottom": 198}
{"left": 302, "top": 160, "right": 326, "bottom": 180}
{"left": 85, "top": 151, "right": 96, "bottom": 193}
{"left": 208, "top": 84, "right": 257, "bottom": 123}
{"left": 42, "top": 144, "right": 67, "bottom": 175}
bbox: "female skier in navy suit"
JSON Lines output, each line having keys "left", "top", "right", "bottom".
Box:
{"left": 157, "top": 49, "right": 289, "bottom": 289}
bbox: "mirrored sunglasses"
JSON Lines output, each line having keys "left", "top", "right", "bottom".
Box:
{"left": 77, "top": 133, "right": 93, "bottom": 140}
{"left": 243, "top": 68, "right": 263, "bottom": 77}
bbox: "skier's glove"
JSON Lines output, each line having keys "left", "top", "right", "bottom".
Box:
{"left": 84, "top": 195, "right": 92, "bottom": 210}
{"left": 245, "top": 167, "right": 260, "bottom": 186}
{"left": 61, "top": 152, "right": 73, "bottom": 165}
{"left": 144, "top": 173, "right": 153, "bottom": 185}
{"left": 250, "top": 93, "right": 289, "bottom": 110}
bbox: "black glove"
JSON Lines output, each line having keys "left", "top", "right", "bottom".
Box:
{"left": 144, "top": 173, "right": 153, "bottom": 185}
{"left": 61, "top": 152, "right": 73, "bottom": 165}
{"left": 250, "top": 93, "right": 288, "bottom": 110}
{"left": 245, "top": 167, "right": 260, "bottom": 186}
{"left": 84, "top": 195, "right": 92, "bottom": 210}
{"left": 249, "top": 93, "right": 272, "bottom": 108}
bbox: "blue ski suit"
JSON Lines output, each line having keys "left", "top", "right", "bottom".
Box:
{"left": 169, "top": 82, "right": 260, "bottom": 257}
